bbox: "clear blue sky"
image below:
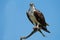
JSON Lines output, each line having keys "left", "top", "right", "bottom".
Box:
{"left": 0, "top": 0, "right": 60, "bottom": 40}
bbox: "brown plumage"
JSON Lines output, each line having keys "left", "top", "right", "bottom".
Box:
{"left": 20, "top": 3, "right": 50, "bottom": 40}
{"left": 34, "top": 10, "right": 50, "bottom": 33}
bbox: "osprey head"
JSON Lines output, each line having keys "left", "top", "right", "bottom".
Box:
{"left": 30, "top": 3, "right": 35, "bottom": 7}
{"left": 29, "top": 3, "right": 35, "bottom": 12}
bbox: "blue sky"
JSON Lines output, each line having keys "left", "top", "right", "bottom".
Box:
{"left": 0, "top": 0, "right": 60, "bottom": 40}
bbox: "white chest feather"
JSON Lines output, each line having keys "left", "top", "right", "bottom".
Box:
{"left": 29, "top": 12, "right": 39, "bottom": 26}
{"left": 28, "top": 6, "right": 40, "bottom": 25}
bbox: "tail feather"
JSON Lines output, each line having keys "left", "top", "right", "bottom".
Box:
{"left": 42, "top": 26, "right": 50, "bottom": 33}
{"left": 46, "top": 23, "right": 49, "bottom": 26}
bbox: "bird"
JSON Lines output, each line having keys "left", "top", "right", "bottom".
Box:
{"left": 20, "top": 3, "right": 50, "bottom": 40}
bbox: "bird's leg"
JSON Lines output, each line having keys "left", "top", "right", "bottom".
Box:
{"left": 33, "top": 25, "right": 40, "bottom": 29}
{"left": 20, "top": 28, "right": 37, "bottom": 40}
{"left": 37, "top": 25, "right": 40, "bottom": 29}
{"left": 38, "top": 29, "right": 45, "bottom": 37}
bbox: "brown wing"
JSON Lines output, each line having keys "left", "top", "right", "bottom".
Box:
{"left": 34, "top": 11, "right": 48, "bottom": 26}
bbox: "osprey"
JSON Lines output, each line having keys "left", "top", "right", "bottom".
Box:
{"left": 20, "top": 3, "right": 50, "bottom": 40}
